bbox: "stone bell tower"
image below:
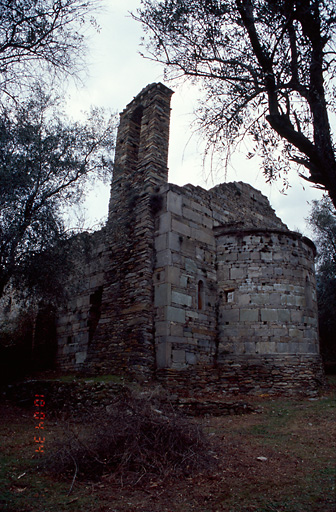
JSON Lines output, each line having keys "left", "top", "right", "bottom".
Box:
{"left": 109, "top": 82, "right": 173, "bottom": 205}
{"left": 85, "top": 83, "right": 173, "bottom": 378}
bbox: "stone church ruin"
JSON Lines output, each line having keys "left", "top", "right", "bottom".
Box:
{"left": 55, "top": 83, "right": 324, "bottom": 395}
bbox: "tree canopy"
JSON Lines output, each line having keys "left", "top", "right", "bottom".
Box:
{"left": 308, "top": 195, "right": 336, "bottom": 365}
{"left": 0, "top": 0, "right": 98, "bottom": 97}
{"left": 135, "top": 0, "right": 336, "bottom": 207}
{"left": 309, "top": 195, "right": 336, "bottom": 271}
{"left": 0, "top": 87, "right": 115, "bottom": 299}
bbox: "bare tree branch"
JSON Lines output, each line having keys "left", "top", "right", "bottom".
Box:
{"left": 134, "top": 0, "right": 336, "bottom": 207}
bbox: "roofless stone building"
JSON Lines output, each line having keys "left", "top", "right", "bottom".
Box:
{"left": 56, "top": 83, "right": 324, "bottom": 395}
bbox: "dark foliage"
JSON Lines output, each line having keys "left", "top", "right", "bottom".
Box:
{"left": 0, "top": 311, "right": 34, "bottom": 383}
{"left": 0, "top": 303, "right": 59, "bottom": 382}
{"left": 308, "top": 196, "right": 336, "bottom": 369}
{"left": 0, "top": 87, "right": 115, "bottom": 300}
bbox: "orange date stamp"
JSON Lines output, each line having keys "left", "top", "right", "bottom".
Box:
{"left": 33, "top": 394, "right": 45, "bottom": 453}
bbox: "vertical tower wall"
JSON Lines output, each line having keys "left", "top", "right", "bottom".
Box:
{"left": 153, "top": 184, "right": 218, "bottom": 371}
{"left": 84, "top": 83, "right": 173, "bottom": 378}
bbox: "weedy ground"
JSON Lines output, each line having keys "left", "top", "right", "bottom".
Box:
{"left": 0, "top": 376, "right": 335, "bottom": 512}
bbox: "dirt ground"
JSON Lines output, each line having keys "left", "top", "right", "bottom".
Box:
{"left": 0, "top": 378, "right": 335, "bottom": 512}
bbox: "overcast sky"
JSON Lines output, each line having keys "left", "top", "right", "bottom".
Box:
{"left": 67, "top": 0, "right": 325, "bottom": 236}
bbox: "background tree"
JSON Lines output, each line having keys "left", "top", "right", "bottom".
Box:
{"left": 134, "top": 0, "right": 336, "bottom": 206}
{"left": 308, "top": 195, "right": 336, "bottom": 369}
{"left": 0, "top": 85, "right": 115, "bottom": 300}
{"left": 0, "top": 0, "right": 99, "bottom": 97}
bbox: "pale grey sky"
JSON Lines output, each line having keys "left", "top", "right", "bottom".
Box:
{"left": 67, "top": 0, "right": 325, "bottom": 235}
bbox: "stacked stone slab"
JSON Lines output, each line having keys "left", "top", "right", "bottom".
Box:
{"left": 55, "top": 83, "right": 324, "bottom": 395}
{"left": 83, "top": 83, "right": 174, "bottom": 378}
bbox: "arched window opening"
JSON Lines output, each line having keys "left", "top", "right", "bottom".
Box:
{"left": 198, "top": 280, "right": 204, "bottom": 310}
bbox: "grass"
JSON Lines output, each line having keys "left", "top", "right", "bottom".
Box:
{"left": 207, "top": 386, "right": 336, "bottom": 512}
{"left": 0, "top": 378, "right": 335, "bottom": 512}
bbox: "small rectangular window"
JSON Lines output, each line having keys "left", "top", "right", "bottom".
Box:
{"left": 224, "top": 289, "right": 235, "bottom": 303}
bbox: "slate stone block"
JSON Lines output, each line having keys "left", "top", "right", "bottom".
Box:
{"left": 240, "top": 308, "right": 259, "bottom": 322}
{"left": 238, "top": 294, "right": 251, "bottom": 306}
{"left": 154, "top": 283, "right": 171, "bottom": 307}
{"left": 155, "top": 321, "right": 169, "bottom": 336}
{"left": 159, "top": 212, "right": 171, "bottom": 234}
{"left": 183, "top": 207, "right": 202, "bottom": 224}
{"left": 167, "top": 266, "right": 180, "bottom": 285}
{"left": 172, "top": 291, "right": 192, "bottom": 307}
{"left": 75, "top": 351, "right": 87, "bottom": 364}
{"left": 168, "top": 232, "right": 181, "bottom": 251}
{"left": 185, "top": 258, "right": 197, "bottom": 273}
{"left": 156, "top": 342, "right": 172, "bottom": 368}
{"left": 277, "top": 343, "right": 289, "bottom": 353}
{"left": 230, "top": 267, "right": 245, "bottom": 279}
{"left": 289, "top": 328, "right": 304, "bottom": 339}
{"left": 221, "top": 309, "right": 240, "bottom": 322}
{"left": 186, "top": 352, "right": 197, "bottom": 364}
{"left": 155, "top": 234, "right": 167, "bottom": 251}
{"left": 156, "top": 250, "right": 172, "bottom": 266}
{"left": 167, "top": 190, "right": 182, "bottom": 215}
{"left": 172, "top": 218, "right": 191, "bottom": 237}
{"left": 172, "top": 349, "right": 186, "bottom": 363}
{"left": 191, "top": 227, "right": 214, "bottom": 245}
{"left": 260, "top": 309, "right": 278, "bottom": 322}
{"left": 244, "top": 342, "right": 256, "bottom": 354}
{"left": 166, "top": 306, "right": 186, "bottom": 323}
{"left": 278, "top": 309, "right": 290, "bottom": 322}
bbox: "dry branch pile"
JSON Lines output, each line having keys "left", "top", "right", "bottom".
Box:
{"left": 45, "top": 392, "right": 216, "bottom": 485}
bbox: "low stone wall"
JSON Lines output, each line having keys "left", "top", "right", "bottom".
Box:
{"left": 1, "top": 380, "right": 129, "bottom": 415}
{"left": 1, "top": 379, "right": 257, "bottom": 417}
{"left": 157, "top": 354, "right": 326, "bottom": 397}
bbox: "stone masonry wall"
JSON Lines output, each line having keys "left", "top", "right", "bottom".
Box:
{"left": 154, "top": 184, "right": 218, "bottom": 370}
{"left": 153, "top": 179, "right": 319, "bottom": 369}
{"left": 156, "top": 354, "right": 325, "bottom": 397}
{"left": 209, "top": 181, "right": 287, "bottom": 231}
{"left": 215, "top": 229, "right": 318, "bottom": 359}
{"left": 82, "top": 83, "right": 174, "bottom": 378}
{"left": 56, "top": 229, "right": 108, "bottom": 370}
{"left": 53, "top": 82, "right": 324, "bottom": 397}
{"left": 152, "top": 179, "right": 323, "bottom": 395}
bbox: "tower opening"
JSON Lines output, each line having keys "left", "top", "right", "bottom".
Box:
{"left": 129, "top": 105, "right": 144, "bottom": 166}
{"left": 198, "top": 280, "right": 205, "bottom": 310}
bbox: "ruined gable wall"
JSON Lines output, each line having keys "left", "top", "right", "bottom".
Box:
{"left": 209, "top": 181, "right": 287, "bottom": 231}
